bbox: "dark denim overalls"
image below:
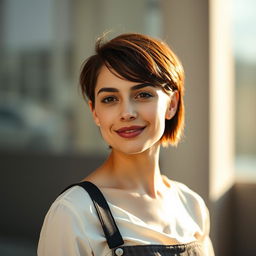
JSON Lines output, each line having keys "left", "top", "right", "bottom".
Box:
{"left": 62, "top": 181, "right": 204, "bottom": 256}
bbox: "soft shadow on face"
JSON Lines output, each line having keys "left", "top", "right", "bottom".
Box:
{"left": 89, "top": 65, "right": 177, "bottom": 155}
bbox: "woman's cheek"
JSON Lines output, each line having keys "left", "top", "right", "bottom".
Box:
{"left": 97, "top": 110, "right": 113, "bottom": 130}
{"left": 141, "top": 103, "right": 158, "bottom": 120}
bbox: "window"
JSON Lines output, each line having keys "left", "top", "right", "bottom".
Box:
{"left": 233, "top": 0, "right": 256, "bottom": 176}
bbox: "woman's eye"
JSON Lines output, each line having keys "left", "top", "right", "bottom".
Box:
{"left": 136, "top": 92, "right": 153, "bottom": 99}
{"left": 101, "top": 96, "right": 117, "bottom": 103}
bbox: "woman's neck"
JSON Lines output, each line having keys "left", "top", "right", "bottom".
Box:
{"left": 101, "top": 144, "right": 165, "bottom": 198}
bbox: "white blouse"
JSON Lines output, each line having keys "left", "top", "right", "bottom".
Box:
{"left": 37, "top": 176, "right": 214, "bottom": 256}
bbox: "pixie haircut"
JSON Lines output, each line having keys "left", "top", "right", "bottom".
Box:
{"left": 80, "top": 33, "right": 185, "bottom": 146}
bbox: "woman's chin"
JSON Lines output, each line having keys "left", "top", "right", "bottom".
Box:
{"left": 111, "top": 142, "right": 158, "bottom": 155}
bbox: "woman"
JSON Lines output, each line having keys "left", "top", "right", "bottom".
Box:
{"left": 38, "top": 33, "right": 214, "bottom": 255}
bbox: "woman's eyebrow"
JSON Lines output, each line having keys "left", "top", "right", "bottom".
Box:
{"left": 131, "top": 83, "right": 156, "bottom": 91}
{"left": 97, "top": 87, "right": 118, "bottom": 95}
{"left": 97, "top": 83, "right": 155, "bottom": 95}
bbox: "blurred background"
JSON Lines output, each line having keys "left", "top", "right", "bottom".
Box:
{"left": 0, "top": 0, "right": 255, "bottom": 255}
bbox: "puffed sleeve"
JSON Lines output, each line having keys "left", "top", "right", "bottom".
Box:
{"left": 173, "top": 181, "right": 215, "bottom": 255}
{"left": 37, "top": 200, "right": 94, "bottom": 256}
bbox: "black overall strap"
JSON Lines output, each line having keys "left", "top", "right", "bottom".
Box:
{"left": 61, "top": 181, "right": 124, "bottom": 249}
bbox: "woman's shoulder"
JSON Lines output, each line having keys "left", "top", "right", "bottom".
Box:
{"left": 168, "top": 178, "right": 207, "bottom": 208}
{"left": 48, "top": 184, "right": 95, "bottom": 218}
{"left": 165, "top": 177, "right": 210, "bottom": 231}
{"left": 167, "top": 180, "right": 210, "bottom": 237}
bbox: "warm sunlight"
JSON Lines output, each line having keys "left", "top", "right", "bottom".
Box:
{"left": 209, "top": 0, "right": 235, "bottom": 201}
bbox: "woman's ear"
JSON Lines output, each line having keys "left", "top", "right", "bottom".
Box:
{"left": 88, "top": 100, "right": 100, "bottom": 126}
{"left": 165, "top": 91, "right": 179, "bottom": 120}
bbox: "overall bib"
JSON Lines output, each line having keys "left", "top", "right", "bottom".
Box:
{"left": 62, "top": 181, "right": 204, "bottom": 256}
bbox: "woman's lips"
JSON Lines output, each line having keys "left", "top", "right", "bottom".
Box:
{"left": 115, "top": 126, "right": 146, "bottom": 138}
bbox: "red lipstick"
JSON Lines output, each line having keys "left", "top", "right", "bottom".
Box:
{"left": 115, "top": 126, "right": 146, "bottom": 138}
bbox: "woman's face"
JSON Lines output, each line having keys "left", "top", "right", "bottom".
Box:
{"left": 90, "top": 65, "right": 178, "bottom": 154}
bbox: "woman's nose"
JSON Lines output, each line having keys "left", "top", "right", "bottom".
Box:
{"left": 120, "top": 102, "right": 137, "bottom": 121}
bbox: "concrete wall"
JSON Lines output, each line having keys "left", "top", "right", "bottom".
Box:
{"left": 160, "top": 0, "right": 210, "bottom": 201}
{"left": 160, "top": 1, "right": 235, "bottom": 255}
{"left": 0, "top": 151, "right": 104, "bottom": 255}
{"left": 233, "top": 182, "right": 256, "bottom": 256}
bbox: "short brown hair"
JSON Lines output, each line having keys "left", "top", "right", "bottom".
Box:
{"left": 80, "top": 33, "right": 185, "bottom": 146}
